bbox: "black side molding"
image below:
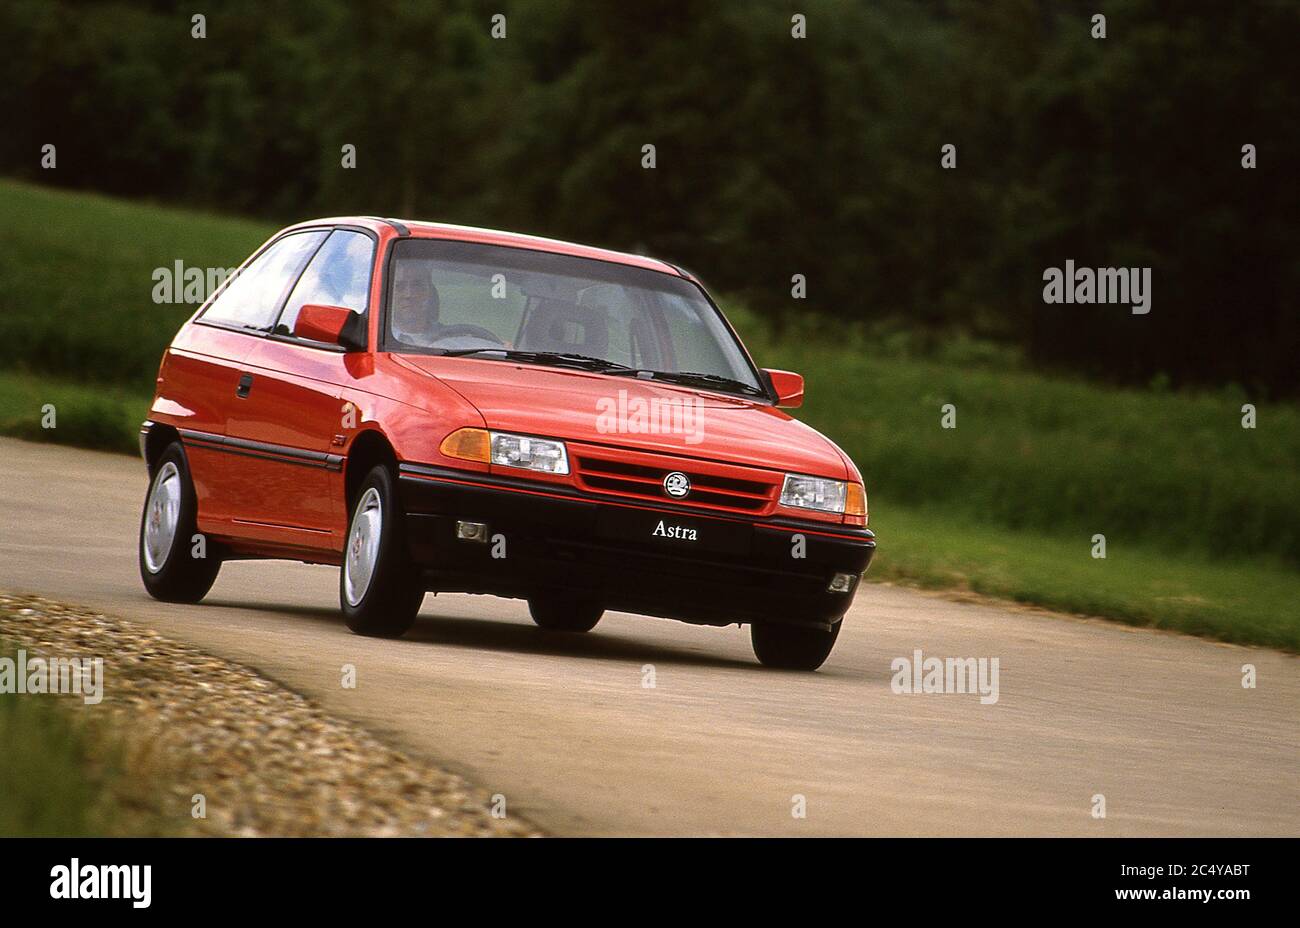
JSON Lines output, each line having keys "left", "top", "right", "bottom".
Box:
{"left": 179, "top": 428, "right": 343, "bottom": 472}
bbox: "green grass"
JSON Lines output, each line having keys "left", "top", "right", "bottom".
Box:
{"left": 2, "top": 177, "right": 1297, "bottom": 650}
{"left": 0, "top": 667, "right": 177, "bottom": 836}
{"left": 0, "top": 696, "right": 117, "bottom": 835}
{"left": 0, "top": 178, "right": 270, "bottom": 387}
{"left": 868, "top": 506, "right": 1300, "bottom": 651}
{"left": 0, "top": 370, "right": 151, "bottom": 455}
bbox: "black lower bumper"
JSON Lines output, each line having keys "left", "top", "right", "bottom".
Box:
{"left": 398, "top": 465, "right": 875, "bottom": 629}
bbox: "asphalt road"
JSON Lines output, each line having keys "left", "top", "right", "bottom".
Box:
{"left": 1, "top": 437, "right": 1296, "bottom": 836}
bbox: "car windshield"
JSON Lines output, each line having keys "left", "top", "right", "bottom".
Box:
{"left": 384, "top": 239, "right": 764, "bottom": 395}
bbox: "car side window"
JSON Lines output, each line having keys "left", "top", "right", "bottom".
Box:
{"left": 276, "top": 230, "right": 375, "bottom": 338}
{"left": 201, "top": 232, "right": 327, "bottom": 331}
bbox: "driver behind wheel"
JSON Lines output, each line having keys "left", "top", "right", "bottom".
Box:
{"left": 390, "top": 260, "right": 446, "bottom": 347}
{"left": 389, "top": 261, "right": 507, "bottom": 350}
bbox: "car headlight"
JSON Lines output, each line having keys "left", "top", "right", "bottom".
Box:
{"left": 780, "top": 473, "right": 865, "bottom": 516}
{"left": 490, "top": 431, "right": 569, "bottom": 474}
{"left": 440, "top": 427, "right": 569, "bottom": 475}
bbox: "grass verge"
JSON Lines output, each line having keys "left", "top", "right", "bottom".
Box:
{"left": 0, "top": 178, "right": 269, "bottom": 388}
{"left": 870, "top": 504, "right": 1300, "bottom": 651}
{"left": 0, "top": 370, "right": 151, "bottom": 455}
{"left": 0, "top": 649, "right": 179, "bottom": 836}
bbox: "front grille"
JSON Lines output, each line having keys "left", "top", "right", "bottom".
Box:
{"left": 575, "top": 454, "right": 777, "bottom": 513}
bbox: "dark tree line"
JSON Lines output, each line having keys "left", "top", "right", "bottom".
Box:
{"left": 5, "top": 0, "right": 1297, "bottom": 394}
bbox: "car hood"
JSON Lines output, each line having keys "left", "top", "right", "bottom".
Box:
{"left": 394, "top": 355, "right": 848, "bottom": 478}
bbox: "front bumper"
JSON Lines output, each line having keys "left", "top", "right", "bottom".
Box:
{"left": 397, "top": 463, "right": 875, "bottom": 629}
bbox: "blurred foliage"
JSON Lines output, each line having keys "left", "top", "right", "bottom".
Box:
{"left": 0, "top": 669, "right": 178, "bottom": 836}
{"left": 0, "top": 180, "right": 269, "bottom": 385}
{"left": 0, "top": 363, "right": 151, "bottom": 455}
{"left": 2, "top": 0, "right": 1297, "bottom": 394}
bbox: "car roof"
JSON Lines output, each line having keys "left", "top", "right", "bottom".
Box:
{"left": 282, "top": 216, "right": 687, "bottom": 278}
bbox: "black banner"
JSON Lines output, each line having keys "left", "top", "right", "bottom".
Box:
{"left": 5, "top": 837, "right": 1287, "bottom": 916}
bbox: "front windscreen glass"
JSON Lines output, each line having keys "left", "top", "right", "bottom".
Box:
{"left": 384, "top": 239, "right": 763, "bottom": 395}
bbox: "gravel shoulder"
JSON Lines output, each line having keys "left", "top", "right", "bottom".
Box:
{"left": 0, "top": 592, "right": 542, "bottom": 837}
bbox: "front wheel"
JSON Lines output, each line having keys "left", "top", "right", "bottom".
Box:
{"left": 751, "top": 620, "right": 842, "bottom": 671}
{"left": 528, "top": 596, "right": 604, "bottom": 633}
{"left": 139, "top": 442, "right": 221, "bottom": 603}
{"left": 340, "top": 465, "right": 425, "bottom": 638}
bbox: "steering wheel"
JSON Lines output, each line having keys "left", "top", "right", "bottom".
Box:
{"left": 430, "top": 325, "right": 504, "bottom": 346}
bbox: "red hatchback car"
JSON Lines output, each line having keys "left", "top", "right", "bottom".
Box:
{"left": 138, "top": 218, "right": 874, "bottom": 669}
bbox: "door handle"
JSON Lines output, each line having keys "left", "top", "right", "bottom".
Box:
{"left": 236, "top": 373, "right": 254, "bottom": 398}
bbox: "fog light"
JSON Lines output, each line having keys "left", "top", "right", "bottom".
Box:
{"left": 456, "top": 520, "right": 489, "bottom": 543}
{"left": 828, "top": 572, "right": 856, "bottom": 593}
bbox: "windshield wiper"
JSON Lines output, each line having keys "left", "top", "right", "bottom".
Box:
{"left": 609, "top": 369, "right": 767, "bottom": 397}
{"left": 433, "top": 348, "right": 636, "bottom": 373}
{"left": 433, "top": 349, "right": 764, "bottom": 396}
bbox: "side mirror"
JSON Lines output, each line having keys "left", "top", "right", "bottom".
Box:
{"left": 294, "top": 304, "right": 358, "bottom": 348}
{"left": 763, "top": 368, "right": 804, "bottom": 408}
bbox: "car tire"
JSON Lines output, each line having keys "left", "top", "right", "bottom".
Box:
{"left": 340, "top": 465, "right": 425, "bottom": 638}
{"left": 139, "top": 442, "right": 222, "bottom": 603}
{"left": 528, "top": 596, "right": 604, "bottom": 633}
{"left": 750, "top": 619, "right": 842, "bottom": 671}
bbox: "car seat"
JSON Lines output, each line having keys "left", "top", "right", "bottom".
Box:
{"left": 520, "top": 299, "right": 609, "bottom": 355}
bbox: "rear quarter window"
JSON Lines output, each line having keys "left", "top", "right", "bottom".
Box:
{"left": 276, "top": 230, "right": 375, "bottom": 337}
{"left": 201, "top": 231, "right": 327, "bottom": 331}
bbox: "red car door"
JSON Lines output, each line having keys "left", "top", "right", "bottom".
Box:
{"left": 169, "top": 230, "right": 328, "bottom": 536}
{"left": 223, "top": 229, "right": 376, "bottom": 552}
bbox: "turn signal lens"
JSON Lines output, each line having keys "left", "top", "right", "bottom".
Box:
{"left": 845, "top": 483, "right": 867, "bottom": 518}
{"left": 439, "top": 427, "right": 491, "bottom": 463}
{"left": 440, "top": 427, "right": 570, "bottom": 475}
